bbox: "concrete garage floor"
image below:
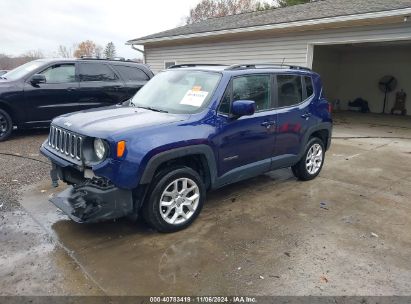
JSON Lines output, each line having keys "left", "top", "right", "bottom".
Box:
{"left": 1, "top": 112, "right": 411, "bottom": 296}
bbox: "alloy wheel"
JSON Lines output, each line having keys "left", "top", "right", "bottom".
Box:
{"left": 305, "top": 143, "right": 323, "bottom": 175}
{"left": 159, "top": 177, "right": 200, "bottom": 225}
{"left": 0, "top": 112, "right": 9, "bottom": 137}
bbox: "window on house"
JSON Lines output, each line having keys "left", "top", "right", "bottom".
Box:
{"left": 164, "top": 61, "right": 176, "bottom": 69}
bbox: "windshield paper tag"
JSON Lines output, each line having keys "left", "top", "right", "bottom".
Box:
{"left": 180, "top": 90, "right": 208, "bottom": 107}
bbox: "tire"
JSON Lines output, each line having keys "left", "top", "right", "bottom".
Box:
{"left": 292, "top": 137, "right": 325, "bottom": 181}
{"left": 142, "top": 166, "right": 205, "bottom": 233}
{"left": 0, "top": 109, "right": 12, "bottom": 142}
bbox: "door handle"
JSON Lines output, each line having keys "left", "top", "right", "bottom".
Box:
{"left": 261, "top": 121, "right": 276, "bottom": 128}
{"left": 66, "top": 87, "right": 77, "bottom": 92}
{"left": 301, "top": 112, "right": 312, "bottom": 119}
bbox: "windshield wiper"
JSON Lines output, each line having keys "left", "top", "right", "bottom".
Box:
{"left": 136, "top": 106, "right": 168, "bottom": 113}
{"left": 0, "top": 76, "right": 6, "bottom": 80}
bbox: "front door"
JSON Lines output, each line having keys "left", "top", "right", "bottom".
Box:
{"left": 273, "top": 74, "right": 316, "bottom": 165}
{"left": 24, "top": 63, "right": 79, "bottom": 123}
{"left": 213, "top": 74, "right": 277, "bottom": 185}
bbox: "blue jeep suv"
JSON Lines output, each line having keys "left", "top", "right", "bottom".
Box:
{"left": 40, "top": 63, "right": 332, "bottom": 232}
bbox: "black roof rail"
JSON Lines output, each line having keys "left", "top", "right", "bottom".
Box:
{"left": 168, "top": 63, "right": 227, "bottom": 69}
{"left": 79, "top": 56, "right": 141, "bottom": 63}
{"left": 225, "top": 63, "right": 311, "bottom": 71}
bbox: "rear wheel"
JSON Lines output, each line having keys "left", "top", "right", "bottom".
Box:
{"left": 292, "top": 137, "right": 325, "bottom": 181}
{"left": 0, "top": 109, "right": 12, "bottom": 142}
{"left": 142, "top": 166, "right": 205, "bottom": 233}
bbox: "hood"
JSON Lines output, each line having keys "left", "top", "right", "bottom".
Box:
{"left": 52, "top": 105, "right": 189, "bottom": 137}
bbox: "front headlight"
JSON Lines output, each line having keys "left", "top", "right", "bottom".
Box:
{"left": 94, "top": 138, "right": 106, "bottom": 160}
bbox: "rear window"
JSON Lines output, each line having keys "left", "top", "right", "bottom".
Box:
{"left": 78, "top": 63, "right": 118, "bottom": 82}
{"left": 113, "top": 65, "right": 149, "bottom": 81}
{"left": 277, "top": 74, "right": 303, "bottom": 107}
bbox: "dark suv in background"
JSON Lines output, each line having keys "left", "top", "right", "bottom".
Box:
{"left": 0, "top": 58, "right": 153, "bottom": 141}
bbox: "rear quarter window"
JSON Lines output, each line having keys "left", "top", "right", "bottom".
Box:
{"left": 113, "top": 65, "right": 149, "bottom": 81}
{"left": 78, "top": 63, "right": 118, "bottom": 82}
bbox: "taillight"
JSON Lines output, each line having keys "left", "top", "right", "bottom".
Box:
{"left": 328, "top": 103, "right": 332, "bottom": 113}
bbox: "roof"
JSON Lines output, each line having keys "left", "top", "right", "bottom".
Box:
{"left": 128, "top": 0, "right": 411, "bottom": 44}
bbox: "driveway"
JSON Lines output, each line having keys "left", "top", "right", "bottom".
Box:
{"left": 1, "top": 112, "right": 411, "bottom": 296}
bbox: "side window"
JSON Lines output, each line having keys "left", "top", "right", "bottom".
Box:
{"left": 164, "top": 61, "right": 176, "bottom": 69}
{"left": 232, "top": 75, "right": 271, "bottom": 112}
{"left": 277, "top": 74, "right": 303, "bottom": 107}
{"left": 113, "top": 65, "right": 149, "bottom": 81}
{"left": 78, "top": 63, "right": 118, "bottom": 82}
{"left": 305, "top": 76, "right": 314, "bottom": 97}
{"left": 40, "top": 64, "right": 75, "bottom": 83}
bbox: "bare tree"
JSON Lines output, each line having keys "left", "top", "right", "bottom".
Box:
{"left": 57, "top": 45, "right": 72, "bottom": 58}
{"left": 22, "top": 50, "right": 44, "bottom": 60}
{"left": 186, "top": 0, "right": 274, "bottom": 24}
{"left": 0, "top": 50, "right": 44, "bottom": 70}
{"left": 95, "top": 45, "right": 103, "bottom": 58}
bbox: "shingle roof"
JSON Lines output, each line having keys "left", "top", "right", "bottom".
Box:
{"left": 128, "top": 0, "right": 411, "bottom": 44}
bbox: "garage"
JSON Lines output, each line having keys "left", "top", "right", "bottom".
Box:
{"left": 312, "top": 40, "right": 411, "bottom": 116}
{"left": 127, "top": 0, "right": 411, "bottom": 126}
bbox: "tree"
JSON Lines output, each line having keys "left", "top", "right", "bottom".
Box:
{"left": 73, "top": 40, "right": 102, "bottom": 58}
{"left": 186, "top": 0, "right": 273, "bottom": 24}
{"left": 57, "top": 45, "right": 72, "bottom": 58}
{"left": 22, "top": 50, "right": 44, "bottom": 60}
{"left": 104, "top": 42, "right": 116, "bottom": 58}
{"left": 277, "top": 0, "right": 311, "bottom": 7}
{"left": 95, "top": 45, "right": 103, "bottom": 58}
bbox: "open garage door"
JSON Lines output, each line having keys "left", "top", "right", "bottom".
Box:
{"left": 312, "top": 41, "right": 411, "bottom": 116}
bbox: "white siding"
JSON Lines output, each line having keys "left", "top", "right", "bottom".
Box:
{"left": 145, "top": 23, "right": 411, "bottom": 73}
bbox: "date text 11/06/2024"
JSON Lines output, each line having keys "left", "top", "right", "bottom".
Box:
{"left": 149, "top": 296, "right": 257, "bottom": 303}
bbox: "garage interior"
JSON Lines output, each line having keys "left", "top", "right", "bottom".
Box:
{"left": 312, "top": 41, "right": 411, "bottom": 116}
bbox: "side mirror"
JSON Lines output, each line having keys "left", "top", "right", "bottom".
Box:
{"left": 30, "top": 74, "right": 46, "bottom": 85}
{"left": 231, "top": 100, "right": 255, "bottom": 117}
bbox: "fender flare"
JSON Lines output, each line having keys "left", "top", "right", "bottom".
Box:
{"left": 298, "top": 122, "right": 332, "bottom": 159}
{"left": 139, "top": 144, "right": 218, "bottom": 186}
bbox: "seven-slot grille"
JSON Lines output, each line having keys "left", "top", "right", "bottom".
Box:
{"left": 48, "top": 125, "right": 83, "bottom": 160}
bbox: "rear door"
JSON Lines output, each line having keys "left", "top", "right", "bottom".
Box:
{"left": 272, "top": 74, "right": 316, "bottom": 164}
{"left": 24, "top": 62, "right": 79, "bottom": 122}
{"left": 78, "top": 62, "right": 126, "bottom": 108}
{"left": 111, "top": 64, "right": 150, "bottom": 99}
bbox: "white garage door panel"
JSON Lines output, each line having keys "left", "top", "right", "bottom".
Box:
{"left": 145, "top": 23, "right": 411, "bottom": 73}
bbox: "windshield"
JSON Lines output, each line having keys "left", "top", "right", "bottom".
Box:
{"left": 130, "top": 70, "right": 221, "bottom": 114}
{"left": 1, "top": 60, "right": 44, "bottom": 80}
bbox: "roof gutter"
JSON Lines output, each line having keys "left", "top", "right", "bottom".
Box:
{"left": 127, "top": 7, "right": 411, "bottom": 45}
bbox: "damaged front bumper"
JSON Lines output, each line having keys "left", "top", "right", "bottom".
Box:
{"left": 50, "top": 180, "right": 133, "bottom": 223}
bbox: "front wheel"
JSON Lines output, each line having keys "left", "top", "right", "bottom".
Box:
{"left": 292, "top": 138, "right": 325, "bottom": 181}
{"left": 142, "top": 166, "right": 205, "bottom": 233}
{"left": 0, "top": 109, "right": 12, "bottom": 142}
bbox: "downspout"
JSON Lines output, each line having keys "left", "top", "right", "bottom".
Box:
{"left": 131, "top": 44, "right": 146, "bottom": 64}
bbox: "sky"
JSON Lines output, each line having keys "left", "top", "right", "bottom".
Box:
{"left": 0, "top": 0, "right": 200, "bottom": 59}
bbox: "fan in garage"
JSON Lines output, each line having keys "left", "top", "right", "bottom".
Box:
{"left": 378, "top": 75, "right": 397, "bottom": 114}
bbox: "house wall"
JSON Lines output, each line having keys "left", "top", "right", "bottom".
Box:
{"left": 313, "top": 44, "right": 411, "bottom": 115}
{"left": 144, "top": 22, "right": 411, "bottom": 73}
